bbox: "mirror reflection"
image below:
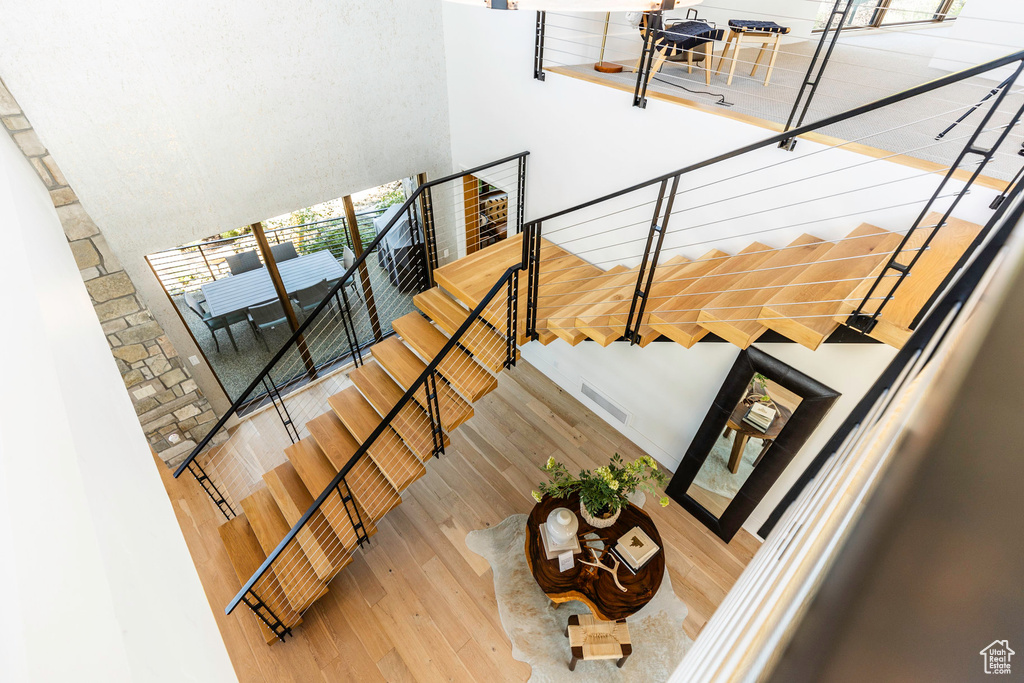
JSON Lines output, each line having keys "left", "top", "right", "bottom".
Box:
{"left": 685, "top": 374, "right": 802, "bottom": 517}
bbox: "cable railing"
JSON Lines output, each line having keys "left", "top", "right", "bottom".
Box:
{"left": 520, "top": 51, "right": 1024, "bottom": 351}
{"left": 533, "top": 5, "right": 1024, "bottom": 180}
{"left": 222, "top": 261, "right": 524, "bottom": 640}
{"left": 171, "top": 152, "right": 528, "bottom": 521}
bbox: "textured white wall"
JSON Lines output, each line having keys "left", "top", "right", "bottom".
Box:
{"left": 442, "top": 3, "right": 998, "bottom": 535}
{"left": 0, "top": 0, "right": 454, "bottom": 409}
{"left": 0, "top": 132, "right": 234, "bottom": 680}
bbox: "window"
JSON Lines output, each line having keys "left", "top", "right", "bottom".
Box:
{"left": 814, "top": 0, "right": 966, "bottom": 31}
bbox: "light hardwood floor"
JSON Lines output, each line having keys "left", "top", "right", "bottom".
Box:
{"left": 159, "top": 360, "right": 760, "bottom": 683}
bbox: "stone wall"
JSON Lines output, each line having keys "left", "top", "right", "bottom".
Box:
{"left": 0, "top": 77, "right": 220, "bottom": 466}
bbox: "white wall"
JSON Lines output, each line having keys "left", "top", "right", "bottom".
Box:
{"left": 0, "top": 130, "right": 234, "bottom": 680}
{"left": 0, "top": 0, "right": 454, "bottom": 409}
{"left": 442, "top": 3, "right": 999, "bottom": 535}
{"left": 930, "top": 0, "right": 1024, "bottom": 79}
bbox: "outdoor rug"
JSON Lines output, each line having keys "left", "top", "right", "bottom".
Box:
{"left": 466, "top": 514, "right": 692, "bottom": 682}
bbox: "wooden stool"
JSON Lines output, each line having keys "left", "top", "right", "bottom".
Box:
{"left": 565, "top": 614, "right": 632, "bottom": 671}
{"left": 715, "top": 20, "right": 790, "bottom": 87}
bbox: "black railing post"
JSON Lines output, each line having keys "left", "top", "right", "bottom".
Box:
{"left": 424, "top": 370, "right": 445, "bottom": 458}
{"left": 780, "top": 0, "right": 854, "bottom": 151}
{"left": 633, "top": 13, "right": 658, "bottom": 109}
{"left": 847, "top": 58, "right": 1024, "bottom": 334}
{"left": 339, "top": 286, "right": 363, "bottom": 367}
{"left": 624, "top": 175, "right": 679, "bottom": 343}
{"left": 407, "top": 204, "right": 431, "bottom": 293}
{"left": 516, "top": 154, "right": 527, "bottom": 235}
{"left": 506, "top": 268, "right": 520, "bottom": 368}
{"left": 187, "top": 459, "right": 235, "bottom": 520}
{"left": 262, "top": 373, "right": 299, "bottom": 444}
{"left": 338, "top": 478, "right": 370, "bottom": 547}
{"left": 419, "top": 184, "right": 439, "bottom": 281}
{"left": 241, "top": 589, "right": 291, "bottom": 642}
{"left": 523, "top": 220, "right": 542, "bottom": 340}
{"left": 534, "top": 11, "right": 547, "bottom": 81}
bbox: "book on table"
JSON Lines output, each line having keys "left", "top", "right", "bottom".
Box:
{"left": 613, "top": 526, "right": 660, "bottom": 573}
{"left": 742, "top": 402, "right": 776, "bottom": 432}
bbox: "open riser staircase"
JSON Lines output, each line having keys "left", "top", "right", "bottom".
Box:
{"left": 216, "top": 208, "right": 979, "bottom": 643}
{"left": 187, "top": 50, "right": 1024, "bottom": 643}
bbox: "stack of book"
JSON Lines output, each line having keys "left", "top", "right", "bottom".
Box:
{"left": 611, "top": 526, "right": 660, "bottom": 574}
{"left": 743, "top": 402, "right": 776, "bottom": 433}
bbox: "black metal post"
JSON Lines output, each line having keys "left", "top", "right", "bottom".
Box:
{"left": 779, "top": 0, "right": 854, "bottom": 151}
{"left": 419, "top": 185, "right": 439, "bottom": 281}
{"left": 187, "top": 459, "right": 235, "bottom": 520}
{"left": 624, "top": 175, "right": 680, "bottom": 343}
{"left": 534, "top": 12, "right": 547, "bottom": 81}
{"left": 847, "top": 59, "right": 1024, "bottom": 333}
{"left": 515, "top": 155, "right": 527, "bottom": 235}
{"left": 633, "top": 13, "right": 658, "bottom": 109}
{"left": 241, "top": 589, "right": 291, "bottom": 642}
{"left": 506, "top": 268, "right": 519, "bottom": 368}
{"left": 523, "top": 221, "right": 542, "bottom": 340}
{"left": 339, "top": 285, "right": 363, "bottom": 367}
{"left": 407, "top": 205, "right": 430, "bottom": 293}
{"left": 424, "top": 370, "right": 445, "bottom": 458}
{"left": 262, "top": 374, "right": 300, "bottom": 444}
{"left": 338, "top": 478, "right": 370, "bottom": 547}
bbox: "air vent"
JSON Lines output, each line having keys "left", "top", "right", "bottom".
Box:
{"left": 580, "top": 379, "right": 631, "bottom": 426}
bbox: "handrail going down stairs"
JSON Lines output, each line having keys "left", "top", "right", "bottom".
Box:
{"left": 172, "top": 152, "right": 529, "bottom": 517}
{"left": 224, "top": 262, "right": 523, "bottom": 636}
{"left": 521, "top": 50, "right": 1024, "bottom": 347}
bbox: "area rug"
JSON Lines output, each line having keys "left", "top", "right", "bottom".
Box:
{"left": 466, "top": 514, "right": 692, "bottom": 682}
{"left": 691, "top": 433, "right": 763, "bottom": 499}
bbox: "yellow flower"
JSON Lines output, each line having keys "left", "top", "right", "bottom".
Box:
{"left": 532, "top": 490, "right": 543, "bottom": 503}
{"left": 545, "top": 456, "right": 556, "bottom": 470}
{"left": 609, "top": 479, "right": 620, "bottom": 491}
{"left": 659, "top": 496, "right": 670, "bottom": 508}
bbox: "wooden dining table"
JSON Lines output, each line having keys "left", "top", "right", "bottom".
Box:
{"left": 201, "top": 250, "right": 347, "bottom": 318}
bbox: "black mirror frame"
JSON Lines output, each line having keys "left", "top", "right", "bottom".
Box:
{"left": 665, "top": 347, "right": 841, "bottom": 543}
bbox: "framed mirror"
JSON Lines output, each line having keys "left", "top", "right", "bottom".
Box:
{"left": 666, "top": 348, "right": 840, "bottom": 542}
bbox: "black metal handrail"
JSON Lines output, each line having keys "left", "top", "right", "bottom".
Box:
{"left": 532, "top": 50, "right": 1024, "bottom": 225}
{"left": 224, "top": 262, "right": 524, "bottom": 616}
{"left": 172, "top": 151, "right": 529, "bottom": 480}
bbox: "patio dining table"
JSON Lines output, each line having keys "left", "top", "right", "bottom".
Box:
{"left": 201, "top": 250, "right": 347, "bottom": 318}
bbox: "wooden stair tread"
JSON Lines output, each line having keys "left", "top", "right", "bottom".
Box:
{"left": 433, "top": 233, "right": 525, "bottom": 306}
{"left": 834, "top": 212, "right": 984, "bottom": 347}
{"left": 350, "top": 360, "right": 450, "bottom": 461}
{"left": 698, "top": 235, "right": 831, "bottom": 348}
{"left": 284, "top": 437, "right": 376, "bottom": 546}
{"left": 263, "top": 461, "right": 352, "bottom": 582}
{"left": 414, "top": 287, "right": 513, "bottom": 372}
{"left": 392, "top": 313, "right": 498, "bottom": 402}
{"left": 648, "top": 243, "right": 777, "bottom": 347}
{"left": 534, "top": 258, "right": 606, "bottom": 345}
{"left": 543, "top": 265, "right": 631, "bottom": 345}
{"left": 759, "top": 223, "right": 903, "bottom": 350}
{"left": 327, "top": 387, "right": 426, "bottom": 491}
{"left": 610, "top": 250, "right": 729, "bottom": 345}
{"left": 305, "top": 412, "right": 402, "bottom": 521}
{"left": 218, "top": 514, "right": 302, "bottom": 642}
{"left": 239, "top": 487, "right": 329, "bottom": 614}
{"left": 575, "top": 256, "right": 689, "bottom": 346}
{"left": 370, "top": 336, "right": 474, "bottom": 431}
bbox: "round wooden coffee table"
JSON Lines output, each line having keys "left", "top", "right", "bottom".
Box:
{"left": 524, "top": 492, "right": 664, "bottom": 621}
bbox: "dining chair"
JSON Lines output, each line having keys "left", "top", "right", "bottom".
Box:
{"left": 633, "top": 12, "right": 723, "bottom": 87}
{"left": 340, "top": 246, "right": 363, "bottom": 302}
{"left": 184, "top": 290, "right": 240, "bottom": 352}
{"left": 291, "top": 279, "right": 339, "bottom": 319}
{"left": 271, "top": 241, "right": 299, "bottom": 262}
{"left": 247, "top": 300, "right": 291, "bottom": 351}
{"left": 225, "top": 249, "right": 262, "bottom": 275}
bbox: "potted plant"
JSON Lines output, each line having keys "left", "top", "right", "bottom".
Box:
{"left": 532, "top": 454, "right": 669, "bottom": 528}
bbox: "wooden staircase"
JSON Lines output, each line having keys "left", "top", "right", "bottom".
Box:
{"left": 218, "top": 210, "right": 981, "bottom": 642}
